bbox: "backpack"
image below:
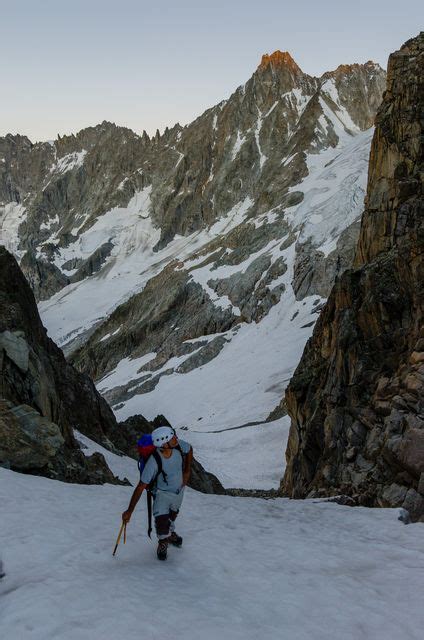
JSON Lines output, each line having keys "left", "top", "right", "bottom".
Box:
{"left": 136, "top": 433, "right": 185, "bottom": 538}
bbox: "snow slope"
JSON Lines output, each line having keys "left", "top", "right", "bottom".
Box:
{"left": 99, "top": 255, "right": 319, "bottom": 432}
{"left": 1, "top": 443, "right": 423, "bottom": 640}
{"left": 38, "top": 196, "right": 256, "bottom": 348}
{"left": 0, "top": 202, "right": 27, "bottom": 257}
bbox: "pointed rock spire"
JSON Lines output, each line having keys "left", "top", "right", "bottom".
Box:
{"left": 258, "top": 50, "right": 302, "bottom": 74}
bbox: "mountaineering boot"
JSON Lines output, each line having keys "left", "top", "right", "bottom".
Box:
{"left": 168, "top": 532, "right": 183, "bottom": 547}
{"left": 157, "top": 539, "right": 168, "bottom": 561}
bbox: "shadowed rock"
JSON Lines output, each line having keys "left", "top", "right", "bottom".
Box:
{"left": 281, "top": 33, "right": 424, "bottom": 521}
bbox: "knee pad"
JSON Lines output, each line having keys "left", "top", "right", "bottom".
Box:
{"left": 169, "top": 509, "right": 179, "bottom": 521}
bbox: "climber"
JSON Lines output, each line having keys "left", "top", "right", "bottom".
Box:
{"left": 122, "top": 426, "right": 193, "bottom": 560}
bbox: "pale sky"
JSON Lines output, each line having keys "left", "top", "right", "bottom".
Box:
{"left": 1, "top": 0, "right": 422, "bottom": 141}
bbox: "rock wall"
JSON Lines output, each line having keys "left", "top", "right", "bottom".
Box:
{"left": 281, "top": 33, "right": 424, "bottom": 521}
{"left": 0, "top": 246, "right": 128, "bottom": 482}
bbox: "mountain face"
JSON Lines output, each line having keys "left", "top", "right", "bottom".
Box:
{"left": 0, "top": 52, "right": 386, "bottom": 438}
{"left": 282, "top": 33, "right": 424, "bottom": 521}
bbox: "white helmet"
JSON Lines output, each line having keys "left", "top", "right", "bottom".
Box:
{"left": 152, "top": 426, "right": 175, "bottom": 447}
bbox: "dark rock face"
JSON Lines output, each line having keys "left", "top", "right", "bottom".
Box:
{"left": 0, "top": 247, "right": 120, "bottom": 445}
{"left": 20, "top": 250, "right": 70, "bottom": 302}
{"left": 0, "top": 135, "right": 54, "bottom": 205}
{"left": 0, "top": 400, "right": 124, "bottom": 484}
{"left": 0, "top": 247, "right": 128, "bottom": 483}
{"left": 0, "top": 400, "right": 65, "bottom": 472}
{"left": 282, "top": 34, "right": 424, "bottom": 521}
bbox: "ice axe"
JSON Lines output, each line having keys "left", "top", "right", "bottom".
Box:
{"left": 112, "top": 521, "right": 127, "bottom": 556}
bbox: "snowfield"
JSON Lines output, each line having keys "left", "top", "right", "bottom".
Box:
{"left": 1, "top": 443, "right": 423, "bottom": 640}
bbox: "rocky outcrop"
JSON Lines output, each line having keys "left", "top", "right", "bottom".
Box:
{"left": 282, "top": 34, "right": 424, "bottom": 521}
{"left": 0, "top": 400, "right": 122, "bottom": 484}
{"left": 0, "top": 135, "right": 54, "bottom": 205}
{"left": 321, "top": 61, "right": 386, "bottom": 130}
{"left": 0, "top": 247, "right": 123, "bottom": 445}
{"left": 0, "top": 401, "right": 65, "bottom": 472}
{"left": 20, "top": 250, "right": 70, "bottom": 300}
{"left": 293, "top": 220, "right": 361, "bottom": 299}
{"left": 0, "top": 246, "right": 129, "bottom": 482}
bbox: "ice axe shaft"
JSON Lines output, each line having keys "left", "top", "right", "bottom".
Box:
{"left": 112, "top": 522, "right": 126, "bottom": 556}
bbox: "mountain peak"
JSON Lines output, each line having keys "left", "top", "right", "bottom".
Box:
{"left": 258, "top": 50, "right": 302, "bottom": 73}
{"left": 323, "top": 60, "right": 384, "bottom": 79}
